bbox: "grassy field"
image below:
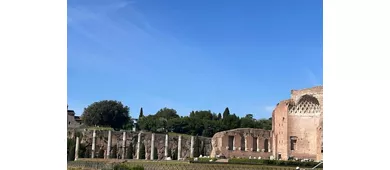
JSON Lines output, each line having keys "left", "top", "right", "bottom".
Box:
{"left": 68, "top": 159, "right": 322, "bottom": 170}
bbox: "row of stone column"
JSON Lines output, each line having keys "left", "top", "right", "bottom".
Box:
{"left": 74, "top": 131, "right": 196, "bottom": 161}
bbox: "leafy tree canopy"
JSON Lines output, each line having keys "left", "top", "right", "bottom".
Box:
{"left": 155, "top": 107, "right": 179, "bottom": 120}
{"left": 81, "top": 100, "right": 131, "bottom": 129}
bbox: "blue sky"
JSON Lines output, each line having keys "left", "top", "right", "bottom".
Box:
{"left": 67, "top": 0, "right": 323, "bottom": 119}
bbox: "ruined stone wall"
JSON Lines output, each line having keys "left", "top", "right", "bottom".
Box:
{"left": 67, "top": 129, "right": 212, "bottom": 160}
{"left": 210, "top": 128, "right": 272, "bottom": 159}
{"left": 272, "top": 86, "right": 323, "bottom": 161}
{"left": 272, "top": 100, "right": 290, "bottom": 160}
{"left": 287, "top": 116, "right": 320, "bottom": 159}
{"left": 67, "top": 114, "right": 82, "bottom": 128}
{"left": 291, "top": 86, "right": 323, "bottom": 105}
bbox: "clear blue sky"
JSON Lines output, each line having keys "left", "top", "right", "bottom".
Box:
{"left": 67, "top": 0, "right": 323, "bottom": 119}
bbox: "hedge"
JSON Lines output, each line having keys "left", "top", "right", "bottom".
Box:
{"left": 228, "top": 158, "right": 323, "bottom": 168}
{"left": 189, "top": 158, "right": 217, "bottom": 163}
{"left": 113, "top": 163, "right": 144, "bottom": 170}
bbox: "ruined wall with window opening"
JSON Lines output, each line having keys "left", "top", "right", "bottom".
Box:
{"left": 272, "top": 86, "right": 323, "bottom": 161}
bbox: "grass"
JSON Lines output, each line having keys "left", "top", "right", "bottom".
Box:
{"left": 85, "top": 126, "right": 114, "bottom": 131}
{"left": 68, "top": 159, "right": 323, "bottom": 170}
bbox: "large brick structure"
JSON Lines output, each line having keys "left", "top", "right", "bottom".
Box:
{"left": 272, "top": 86, "right": 323, "bottom": 161}
{"left": 210, "top": 86, "right": 323, "bottom": 161}
{"left": 210, "top": 128, "right": 272, "bottom": 159}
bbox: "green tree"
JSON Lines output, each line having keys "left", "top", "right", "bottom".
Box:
{"left": 81, "top": 100, "right": 131, "bottom": 129}
{"left": 167, "top": 117, "right": 189, "bottom": 133}
{"left": 254, "top": 118, "right": 272, "bottom": 130}
{"left": 138, "top": 115, "right": 160, "bottom": 132}
{"left": 240, "top": 114, "right": 256, "bottom": 128}
{"left": 222, "top": 107, "right": 230, "bottom": 119}
{"left": 139, "top": 107, "right": 144, "bottom": 118}
{"left": 217, "top": 113, "right": 222, "bottom": 120}
{"left": 222, "top": 113, "right": 240, "bottom": 130}
{"left": 155, "top": 107, "right": 179, "bottom": 120}
{"left": 189, "top": 110, "right": 213, "bottom": 120}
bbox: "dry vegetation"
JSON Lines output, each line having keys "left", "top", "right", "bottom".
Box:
{"left": 68, "top": 159, "right": 323, "bottom": 170}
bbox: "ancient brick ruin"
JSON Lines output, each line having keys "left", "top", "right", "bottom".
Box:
{"left": 67, "top": 105, "right": 83, "bottom": 128}
{"left": 210, "top": 86, "right": 323, "bottom": 161}
{"left": 210, "top": 128, "right": 272, "bottom": 159}
{"left": 70, "top": 86, "right": 323, "bottom": 162}
{"left": 272, "top": 86, "right": 323, "bottom": 161}
{"left": 70, "top": 129, "right": 212, "bottom": 161}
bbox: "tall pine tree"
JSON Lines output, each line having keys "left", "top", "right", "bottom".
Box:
{"left": 217, "top": 113, "right": 222, "bottom": 120}
{"left": 223, "top": 107, "right": 230, "bottom": 119}
{"left": 139, "top": 107, "right": 144, "bottom": 118}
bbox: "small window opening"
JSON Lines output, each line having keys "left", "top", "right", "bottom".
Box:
{"left": 228, "top": 136, "right": 234, "bottom": 150}
{"left": 290, "top": 136, "right": 297, "bottom": 151}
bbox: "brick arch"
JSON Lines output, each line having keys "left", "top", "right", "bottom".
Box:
{"left": 297, "top": 94, "right": 320, "bottom": 105}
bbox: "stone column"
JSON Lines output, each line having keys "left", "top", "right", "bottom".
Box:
{"left": 164, "top": 134, "right": 169, "bottom": 158}
{"left": 122, "top": 131, "right": 126, "bottom": 159}
{"left": 106, "top": 131, "right": 112, "bottom": 159}
{"left": 244, "top": 134, "right": 249, "bottom": 151}
{"left": 75, "top": 137, "right": 80, "bottom": 161}
{"left": 136, "top": 132, "right": 141, "bottom": 159}
{"left": 268, "top": 139, "right": 271, "bottom": 152}
{"left": 91, "top": 130, "right": 96, "bottom": 158}
{"left": 257, "top": 136, "right": 260, "bottom": 152}
{"left": 232, "top": 135, "right": 236, "bottom": 151}
{"left": 190, "top": 136, "right": 194, "bottom": 158}
{"left": 177, "top": 135, "right": 182, "bottom": 160}
{"left": 150, "top": 133, "right": 155, "bottom": 160}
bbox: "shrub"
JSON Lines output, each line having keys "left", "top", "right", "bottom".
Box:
{"left": 227, "top": 158, "right": 323, "bottom": 168}
{"left": 113, "top": 163, "right": 144, "bottom": 170}
{"left": 189, "top": 157, "right": 217, "bottom": 163}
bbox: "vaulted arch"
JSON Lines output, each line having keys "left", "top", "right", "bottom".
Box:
{"left": 289, "top": 95, "right": 321, "bottom": 115}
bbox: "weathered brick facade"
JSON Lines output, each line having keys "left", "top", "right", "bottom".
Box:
{"left": 210, "top": 86, "right": 323, "bottom": 161}
{"left": 210, "top": 128, "right": 272, "bottom": 159}
{"left": 272, "top": 86, "right": 323, "bottom": 161}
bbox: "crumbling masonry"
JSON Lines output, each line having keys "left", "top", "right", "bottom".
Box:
{"left": 70, "top": 86, "right": 323, "bottom": 161}
{"left": 210, "top": 86, "right": 323, "bottom": 161}
{"left": 68, "top": 129, "right": 212, "bottom": 161}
